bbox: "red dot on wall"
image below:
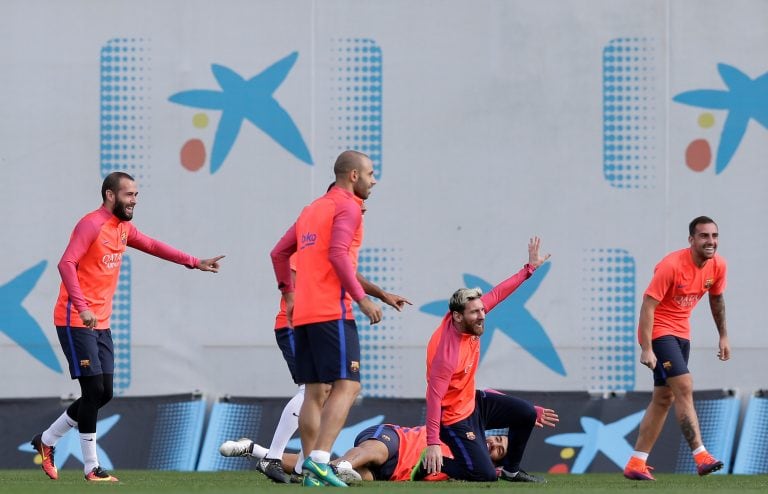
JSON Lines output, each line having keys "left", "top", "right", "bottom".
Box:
{"left": 685, "top": 139, "right": 712, "bottom": 172}
{"left": 180, "top": 139, "right": 206, "bottom": 172}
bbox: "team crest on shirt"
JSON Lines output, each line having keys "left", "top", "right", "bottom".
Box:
{"left": 350, "top": 361, "right": 360, "bottom": 373}
{"left": 121, "top": 232, "right": 128, "bottom": 245}
{"left": 80, "top": 359, "right": 90, "bottom": 368}
{"left": 466, "top": 431, "right": 476, "bottom": 440}
{"left": 704, "top": 278, "right": 714, "bottom": 289}
{"left": 662, "top": 361, "right": 672, "bottom": 371}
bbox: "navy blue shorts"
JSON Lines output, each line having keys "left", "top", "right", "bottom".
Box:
{"left": 440, "top": 390, "right": 537, "bottom": 481}
{"left": 354, "top": 424, "right": 400, "bottom": 480}
{"left": 56, "top": 326, "right": 114, "bottom": 379}
{"left": 274, "top": 327, "right": 299, "bottom": 384}
{"left": 294, "top": 319, "right": 360, "bottom": 384}
{"left": 651, "top": 335, "right": 691, "bottom": 386}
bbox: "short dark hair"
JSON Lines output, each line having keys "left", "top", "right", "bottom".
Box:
{"left": 101, "top": 172, "right": 134, "bottom": 202}
{"left": 689, "top": 216, "right": 717, "bottom": 236}
{"left": 333, "top": 150, "right": 369, "bottom": 177}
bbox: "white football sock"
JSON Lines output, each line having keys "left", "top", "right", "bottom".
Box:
{"left": 294, "top": 451, "right": 305, "bottom": 474}
{"left": 266, "top": 386, "right": 304, "bottom": 459}
{"left": 632, "top": 451, "right": 649, "bottom": 461}
{"left": 80, "top": 433, "right": 98, "bottom": 474}
{"left": 250, "top": 443, "right": 269, "bottom": 460}
{"left": 310, "top": 450, "right": 331, "bottom": 464}
{"left": 42, "top": 411, "right": 78, "bottom": 446}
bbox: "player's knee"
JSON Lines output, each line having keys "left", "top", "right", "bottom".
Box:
{"left": 653, "top": 390, "right": 674, "bottom": 409}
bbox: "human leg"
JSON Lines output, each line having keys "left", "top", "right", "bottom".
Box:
{"left": 666, "top": 374, "right": 724, "bottom": 475}
{"left": 331, "top": 425, "right": 394, "bottom": 482}
{"left": 439, "top": 415, "right": 497, "bottom": 481}
{"left": 300, "top": 320, "right": 361, "bottom": 487}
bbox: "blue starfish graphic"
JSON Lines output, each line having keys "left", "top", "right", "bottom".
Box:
{"left": 168, "top": 52, "right": 313, "bottom": 173}
{"left": 0, "top": 261, "right": 61, "bottom": 373}
{"left": 19, "top": 414, "right": 121, "bottom": 470}
{"left": 545, "top": 410, "right": 644, "bottom": 473}
{"left": 420, "top": 263, "right": 565, "bottom": 376}
{"left": 673, "top": 63, "right": 768, "bottom": 174}
{"left": 287, "top": 415, "right": 384, "bottom": 457}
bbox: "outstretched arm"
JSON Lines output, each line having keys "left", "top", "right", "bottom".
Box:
{"left": 197, "top": 255, "right": 225, "bottom": 272}
{"left": 356, "top": 273, "right": 412, "bottom": 311}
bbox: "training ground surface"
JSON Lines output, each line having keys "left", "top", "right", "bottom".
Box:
{"left": 1, "top": 471, "right": 767, "bottom": 494}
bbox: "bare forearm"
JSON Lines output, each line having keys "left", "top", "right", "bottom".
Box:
{"left": 710, "top": 294, "right": 727, "bottom": 337}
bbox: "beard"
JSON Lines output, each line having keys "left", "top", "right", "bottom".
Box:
{"left": 113, "top": 200, "right": 133, "bottom": 221}
{"left": 462, "top": 320, "right": 484, "bottom": 336}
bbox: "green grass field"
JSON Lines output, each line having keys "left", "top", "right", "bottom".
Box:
{"left": 1, "top": 470, "right": 767, "bottom": 494}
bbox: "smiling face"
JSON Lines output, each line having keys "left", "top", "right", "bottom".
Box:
{"left": 453, "top": 297, "right": 486, "bottom": 336}
{"left": 109, "top": 178, "right": 138, "bottom": 221}
{"left": 689, "top": 221, "right": 718, "bottom": 266}
{"left": 486, "top": 435, "right": 508, "bottom": 463}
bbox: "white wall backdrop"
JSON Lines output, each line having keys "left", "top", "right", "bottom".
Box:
{"left": 1, "top": 0, "right": 766, "bottom": 399}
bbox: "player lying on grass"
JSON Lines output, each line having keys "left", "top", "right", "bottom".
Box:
{"left": 220, "top": 403, "right": 557, "bottom": 483}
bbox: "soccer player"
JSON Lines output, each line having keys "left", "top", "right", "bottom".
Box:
{"left": 31, "top": 172, "right": 224, "bottom": 482}
{"left": 419, "top": 237, "right": 551, "bottom": 482}
{"left": 270, "top": 150, "right": 382, "bottom": 486}
{"left": 220, "top": 404, "right": 558, "bottom": 482}
{"left": 257, "top": 253, "right": 410, "bottom": 484}
{"left": 624, "top": 216, "right": 729, "bottom": 481}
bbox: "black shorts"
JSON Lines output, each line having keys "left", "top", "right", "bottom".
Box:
{"left": 354, "top": 424, "right": 400, "bottom": 480}
{"left": 651, "top": 335, "right": 691, "bottom": 386}
{"left": 294, "top": 319, "right": 360, "bottom": 384}
{"left": 56, "top": 326, "right": 114, "bottom": 379}
{"left": 274, "top": 327, "right": 299, "bottom": 384}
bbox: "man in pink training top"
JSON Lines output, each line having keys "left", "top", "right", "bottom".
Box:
{"left": 31, "top": 172, "right": 224, "bottom": 482}
{"left": 418, "top": 237, "right": 551, "bottom": 483}
{"left": 624, "top": 216, "right": 729, "bottom": 480}
{"left": 271, "top": 150, "right": 382, "bottom": 487}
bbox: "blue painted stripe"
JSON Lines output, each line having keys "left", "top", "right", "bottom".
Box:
{"left": 65, "top": 300, "right": 81, "bottom": 378}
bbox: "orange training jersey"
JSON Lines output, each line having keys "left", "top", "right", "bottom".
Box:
{"left": 425, "top": 264, "right": 535, "bottom": 445}
{"left": 54, "top": 206, "right": 197, "bottom": 329}
{"left": 292, "top": 187, "right": 365, "bottom": 326}
{"left": 390, "top": 426, "right": 452, "bottom": 481}
{"left": 644, "top": 248, "right": 727, "bottom": 340}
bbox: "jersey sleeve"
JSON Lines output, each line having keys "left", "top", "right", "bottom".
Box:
{"left": 425, "top": 322, "right": 457, "bottom": 445}
{"left": 481, "top": 264, "right": 535, "bottom": 313}
{"left": 126, "top": 226, "right": 199, "bottom": 268}
{"left": 57, "top": 217, "right": 103, "bottom": 313}
{"left": 644, "top": 259, "right": 675, "bottom": 302}
{"left": 329, "top": 200, "right": 365, "bottom": 301}
{"left": 271, "top": 223, "right": 297, "bottom": 294}
{"left": 709, "top": 257, "right": 727, "bottom": 295}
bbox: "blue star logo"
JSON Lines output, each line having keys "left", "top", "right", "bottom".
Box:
{"left": 545, "top": 410, "right": 644, "bottom": 473}
{"left": 287, "top": 415, "right": 384, "bottom": 457}
{"left": 19, "top": 414, "right": 121, "bottom": 470}
{"left": 168, "top": 52, "right": 313, "bottom": 173}
{"left": 0, "top": 261, "right": 61, "bottom": 373}
{"left": 673, "top": 63, "right": 768, "bottom": 174}
{"left": 420, "top": 263, "right": 565, "bottom": 376}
